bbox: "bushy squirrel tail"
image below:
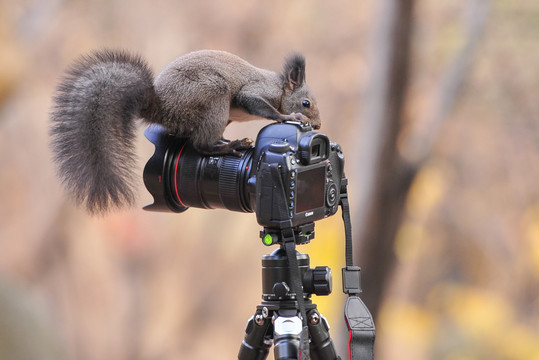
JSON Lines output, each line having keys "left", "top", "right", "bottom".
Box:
{"left": 50, "top": 49, "right": 156, "bottom": 214}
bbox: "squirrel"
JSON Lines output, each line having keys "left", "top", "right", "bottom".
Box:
{"left": 49, "top": 49, "right": 321, "bottom": 214}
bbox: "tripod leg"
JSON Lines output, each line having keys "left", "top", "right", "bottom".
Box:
{"left": 307, "top": 309, "right": 340, "bottom": 360}
{"left": 273, "top": 312, "right": 302, "bottom": 360}
{"left": 238, "top": 309, "right": 273, "bottom": 360}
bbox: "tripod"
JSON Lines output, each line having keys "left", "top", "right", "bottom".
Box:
{"left": 238, "top": 227, "right": 340, "bottom": 360}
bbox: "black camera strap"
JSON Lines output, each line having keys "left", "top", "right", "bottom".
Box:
{"left": 268, "top": 163, "right": 311, "bottom": 360}
{"left": 283, "top": 231, "right": 311, "bottom": 360}
{"left": 340, "top": 180, "right": 376, "bottom": 360}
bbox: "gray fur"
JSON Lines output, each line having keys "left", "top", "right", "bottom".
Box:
{"left": 50, "top": 50, "right": 154, "bottom": 214}
{"left": 50, "top": 49, "right": 320, "bottom": 214}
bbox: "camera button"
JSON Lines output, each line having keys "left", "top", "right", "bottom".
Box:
{"left": 326, "top": 182, "right": 338, "bottom": 207}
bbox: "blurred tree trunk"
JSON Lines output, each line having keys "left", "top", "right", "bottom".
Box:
{"left": 353, "top": 0, "right": 490, "bottom": 321}
{"left": 352, "top": 0, "right": 415, "bottom": 321}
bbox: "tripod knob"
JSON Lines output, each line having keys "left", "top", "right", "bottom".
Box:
{"left": 304, "top": 266, "right": 332, "bottom": 296}
{"left": 273, "top": 282, "right": 290, "bottom": 298}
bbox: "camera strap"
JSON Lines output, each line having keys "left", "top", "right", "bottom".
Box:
{"left": 340, "top": 180, "right": 376, "bottom": 360}
{"left": 267, "top": 163, "right": 311, "bottom": 360}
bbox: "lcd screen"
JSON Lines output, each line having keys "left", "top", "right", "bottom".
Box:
{"left": 296, "top": 166, "right": 326, "bottom": 213}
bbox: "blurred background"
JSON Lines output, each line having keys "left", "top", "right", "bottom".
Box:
{"left": 1, "top": 0, "right": 538, "bottom": 359}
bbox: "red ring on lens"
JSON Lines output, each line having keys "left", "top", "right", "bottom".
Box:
{"left": 174, "top": 142, "right": 188, "bottom": 207}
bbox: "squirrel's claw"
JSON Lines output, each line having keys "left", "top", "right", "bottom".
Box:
{"left": 289, "top": 112, "right": 310, "bottom": 124}
{"left": 281, "top": 113, "right": 322, "bottom": 130}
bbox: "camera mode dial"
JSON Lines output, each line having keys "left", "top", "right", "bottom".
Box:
{"left": 269, "top": 141, "right": 290, "bottom": 154}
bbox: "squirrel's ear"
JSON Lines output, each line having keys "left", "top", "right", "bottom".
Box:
{"left": 283, "top": 53, "right": 306, "bottom": 91}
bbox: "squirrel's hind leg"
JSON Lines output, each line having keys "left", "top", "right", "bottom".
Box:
{"left": 190, "top": 96, "right": 253, "bottom": 157}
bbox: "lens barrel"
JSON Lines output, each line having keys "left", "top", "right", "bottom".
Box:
{"left": 169, "top": 143, "right": 254, "bottom": 212}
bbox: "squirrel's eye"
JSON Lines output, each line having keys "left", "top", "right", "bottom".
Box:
{"left": 302, "top": 99, "right": 311, "bottom": 108}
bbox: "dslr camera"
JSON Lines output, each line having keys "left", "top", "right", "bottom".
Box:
{"left": 143, "top": 122, "right": 374, "bottom": 360}
{"left": 143, "top": 121, "right": 345, "bottom": 241}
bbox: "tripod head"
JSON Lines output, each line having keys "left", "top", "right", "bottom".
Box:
{"left": 257, "top": 222, "right": 332, "bottom": 301}
{"left": 261, "top": 247, "right": 332, "bottom": 302}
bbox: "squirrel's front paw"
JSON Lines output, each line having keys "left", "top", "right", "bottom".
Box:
{"left": 226, "top": 138, "right": 254, "bottom": 157}
{"left": 230, "top": 138, "right": 254, "bottom": 150}
{"left": 282, "top": 112, "right": 310, "bottom": 125}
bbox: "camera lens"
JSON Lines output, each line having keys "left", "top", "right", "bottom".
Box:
{"left": 169, "top": 144, "right": 255, "bottom": 212}
{"left": 143, "top": 124, "right": 255, "bottom": 213}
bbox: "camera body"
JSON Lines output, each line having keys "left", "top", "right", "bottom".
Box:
{"left": 250, "top": 122, "right": 344, "bottom": 229}
{"left": 143, "top": 121, "right": 345, "bottom": 229}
